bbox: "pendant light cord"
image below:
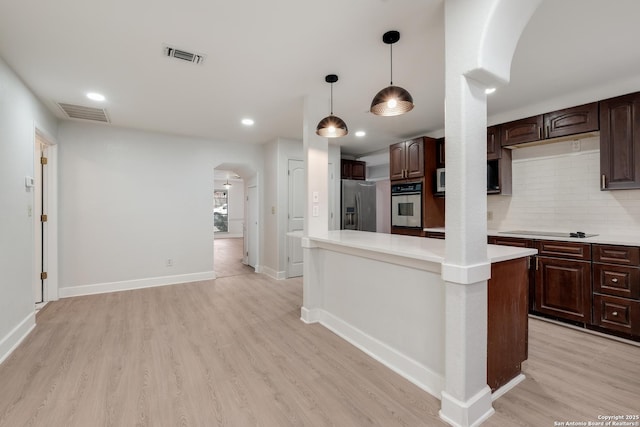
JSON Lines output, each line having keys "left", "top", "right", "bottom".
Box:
{"left": 389, "top": 43, "right": 393, "bottom": 85}
{"left": 330, "top": 82, "right": 334, "bottom": 115}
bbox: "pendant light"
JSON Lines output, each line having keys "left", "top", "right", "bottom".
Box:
{"left": 316, "top": 74, "right": 348, "bottom": 138}
{"left": 370, "top": 30, "right": 414, "bottom": 117}
{"left": 223, "top": 179, "right": 232, "bottom": 189}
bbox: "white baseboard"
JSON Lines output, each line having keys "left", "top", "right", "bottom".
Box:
{"left": 214, "top": 233, "right": 243, "bottom": 239}
{"left": 308, "top": 309, "right": 444, "bottom": 399}
{"left": 300, "top": 306, "right": 322, "bottom": 323}
{"left": 0, "top": 312, "right": 36, "bottom": 366}
{"left": 257, "top": 265, "right": 286, "bottom": 280}
{"left": 492, "top": 373, "right": 525, "bottom": 401}
{"left": 59, "top": 271, "right": 216, "bottom": 298}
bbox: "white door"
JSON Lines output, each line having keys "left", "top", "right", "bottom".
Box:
{"left": 287, "top": 159, "right": 305, "bottom": 277}
{"left": 247, "top": 185, "right": 258, "bottom": 268}
{"left": 33, "top": 137, "right": 47, "bottom": 303}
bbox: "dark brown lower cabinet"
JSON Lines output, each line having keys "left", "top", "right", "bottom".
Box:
{"left": 487, "top": 257, "right": 529, "bottom": 392}
{"left": 592, "top": 294, "right": 640, "bottom": 336}
{"left": 535, "top": 256, "right": 592, "bottom": 324}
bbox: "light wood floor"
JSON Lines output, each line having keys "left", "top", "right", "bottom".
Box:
{"left": 2, "top": 275, "right": 639, "bottom": 426}
{"left": 214, "top": 237, "right": 254, "bottom": 278}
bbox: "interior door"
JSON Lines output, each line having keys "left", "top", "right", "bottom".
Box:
{"left": 33, "top": 136, "right": 47, "bottom": 303}
{"left": 247, "top": 185, "right": 258, "bottom": 268}
{"left": 287, "top": 159, "right": 304, "bottom": 277}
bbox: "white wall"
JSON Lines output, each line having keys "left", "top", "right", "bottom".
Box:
{"left": 488, "top": 136, "right": 640, "bottom": 235}
{"left": 0, "top": 56, "right": 58, "bottom": 361}
{"left": 261, "top": 138, "right": 340, "bottom": 279}
{"left": 213, "top": 178, "right": 244, "bottom": 237}
{"left": 57, "top": 122, "right": 263, "bottom": 295}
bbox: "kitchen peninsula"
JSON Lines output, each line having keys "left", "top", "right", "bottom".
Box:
{"left": 300, "top": 230, "right": 537, "bottom": 398}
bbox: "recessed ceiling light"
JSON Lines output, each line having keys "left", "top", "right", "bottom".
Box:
{"left": 485, "top": 87, "right": 497, "bottom": 95}
{"left": 241, "top": 118, "right": 254, "bottom": 126}
{"left": 355, "top": 131, "right": 366, "bottom": 137}
{"left": 86, "top": 92, "right": 106, "bottom": 101}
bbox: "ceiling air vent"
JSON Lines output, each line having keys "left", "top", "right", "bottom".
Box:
{"left": 57, "top": 103, "right": 110, "bottom": 123}
{"left": 163, "top": 45, "right": 205, "bottom": 65}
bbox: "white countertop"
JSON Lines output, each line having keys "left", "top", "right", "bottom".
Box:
{"left": 424, "top": 227, "right": 640, "bottom": 247}
{"left": 304, "top": 230, "right": 536, "bottom": 265}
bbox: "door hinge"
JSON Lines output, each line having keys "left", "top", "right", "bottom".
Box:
{"left": 41, "top": 214, "right": 48, "bottom": 222}
{"left": 40, "top": 272, "right": 48, "bottom": 280}
{"left": 40, "top": 156, "right": 48, "bottom": 165}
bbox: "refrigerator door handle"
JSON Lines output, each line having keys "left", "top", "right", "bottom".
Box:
{"left": 355, "top": 194, "right": 361, "bottom": 230}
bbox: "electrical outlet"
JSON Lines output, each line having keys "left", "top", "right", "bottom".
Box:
{"left": 572, "top": 140, "right": 581, "bottom": 151}
{"left": 166, "top": 259, "right": 173, "bottom": 267}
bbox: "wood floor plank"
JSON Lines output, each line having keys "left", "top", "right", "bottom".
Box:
{"left": 1, "top": 245, "right": 639, "bottom": 426}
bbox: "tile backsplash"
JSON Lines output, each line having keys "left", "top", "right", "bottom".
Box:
{"left": 487, "top": 136, "right": 640, "bottom": 235}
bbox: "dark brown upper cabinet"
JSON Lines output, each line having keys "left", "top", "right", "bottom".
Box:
{"left": 600, "top": 92, "right": 640, "bottom": 190}
{"left": 341, "top": 159, "right": 366, "bottom": 180}
{"left": 500, "top": 115, "right": 544, "bottom": 147}
{"left": 435, "top": 137, "right": 445, "bottom": 169}
{"left": 544, "top": 102, "right": 599, "bottom": 139}
{"left": 487, "top": 125, "right": 501, "bottom": 160}
{"left": 500, "top": 102, "right": 599, "bottom": 147}
{"left": 389, "top": 138, "right": 424, "bottom": 181}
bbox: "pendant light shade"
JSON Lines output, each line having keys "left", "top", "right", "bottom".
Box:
{"left": 223, "top": 179, "right": 231, "bottom": 189}
{"left": 316, "top": 74, "right": 348, "bottom": 138}
{"left": 370, "top": 31, "right": 414, "bottom": 117}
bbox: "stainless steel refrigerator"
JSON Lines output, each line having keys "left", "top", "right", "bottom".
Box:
{"left": 341, "top": 179, "right": 377, "bottom": 232}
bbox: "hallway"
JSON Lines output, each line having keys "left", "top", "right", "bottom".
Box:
{"left": 214, "top": 237, "right": 254, "bottom": 278}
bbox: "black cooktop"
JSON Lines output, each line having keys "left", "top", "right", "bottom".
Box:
{"left": 500, "top": 230, "right": 598, "bottom": 238}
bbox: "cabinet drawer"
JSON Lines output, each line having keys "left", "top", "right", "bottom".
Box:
{"left": 593, "top": 264, "right": 640, "bottom": 299}
{"left": 425, "top": 232, "right": 445, "bottom": 240}
{"left": 592, "top": 244, "right": 640, "bottom": 266}
{"left": 593, "top": 294, "right": 640, "bottom": 335}
{"left": 489, "top": 236, "right": 534, "bottom": 248}
{"left": 536, "top": 240, "right": 591, "bottom": 260}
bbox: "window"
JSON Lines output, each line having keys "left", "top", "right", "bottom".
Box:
{"left": 213, "top": 190, "right": 228, "bottom": 233}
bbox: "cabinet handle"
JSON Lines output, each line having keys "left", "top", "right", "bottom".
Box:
{"left": 602, "top": 174, "right": 606, "bottom": 189}
{"left": 538, "top": 127, "right": 542, "bottom": 139}
{"left": 611, "top": 278, "right": 618, "bottom": 283}
{"left": 612, "top": 311, "right": 618, "bottom": 316}
{"left": 546, "top": 125, "right": 550, "bottom": 138}
{"left": 535, "top": 257, "right": 539, "bottom": 271}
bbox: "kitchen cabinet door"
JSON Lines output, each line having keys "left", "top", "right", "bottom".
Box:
{"left": 543, "top": 102, "right": 599, "bottom": 139}
{"left": 600, "top": 92, "right": 640, "bottom": 190}
{"left": 500, "top": 115, "right": 544, "bottom": 147}
{"left": 405, "top": 138, "right": 425, "bottom": 179}
{"left": 487, "top": 126, "right": 501, "bottom": 160}
{"left": 535, "top": 257, "right": 592, "bottom": 324}
{"left": 341, "top": 159, "right": 366, "bottom": 180}
{"left": 389, "top": 142, "right": 406, "bottom": 180}
{"left": 435, "top": 137, "right": 445, "bottom": 169}
{"left": 389, "top": 138, "right": 424, "bottom": 180}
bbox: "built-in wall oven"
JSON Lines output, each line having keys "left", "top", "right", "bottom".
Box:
{"left": 391, "top": 181, "right": 423, "bottom": 228}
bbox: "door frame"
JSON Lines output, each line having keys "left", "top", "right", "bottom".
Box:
{"left": 33, "top": 124, "right": 58, "bottom": 304}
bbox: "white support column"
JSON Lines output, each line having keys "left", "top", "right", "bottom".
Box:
{"left": 440, "top": 1, "right": 542, "bottom": 425}
{"left": 302, "top": 95, "right": 329, "bottom": 238}
{"left": 301, "top": 95, "right": 329, "bottom": 322}
{"left": 439, "top": 72, "right": 494, "bottom": 427}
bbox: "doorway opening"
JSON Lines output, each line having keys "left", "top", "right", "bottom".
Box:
{"left": 213, "top": 165, "right": 256, "bottom": 278}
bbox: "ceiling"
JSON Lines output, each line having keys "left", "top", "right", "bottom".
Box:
{"left": 1, "top": 0, "right": 640, "bottom": 157}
